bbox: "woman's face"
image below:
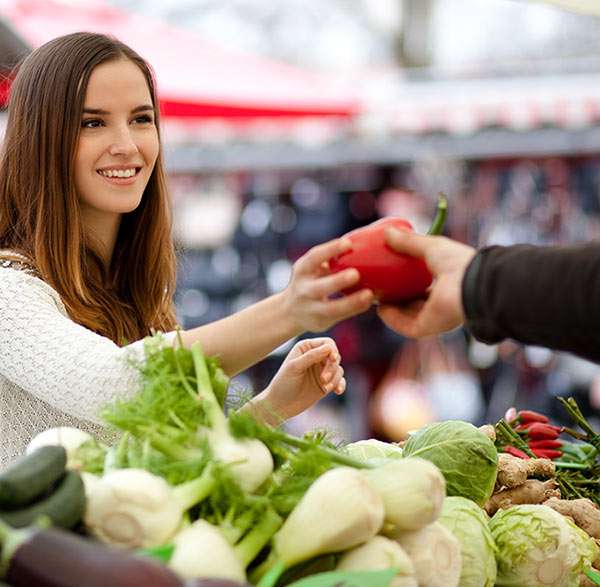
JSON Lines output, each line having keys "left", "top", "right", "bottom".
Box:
{"left": 74, "top": 58, "right": 159, "bottom": 220}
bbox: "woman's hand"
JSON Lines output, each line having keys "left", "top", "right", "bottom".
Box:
{"left": 243, "top": 337, "right": 346, "bottom": 425}
{"left": 377, "top": 228, "right": 476, "bottom": 338}
{"left": 283, "top": 238, "right": 374, "bottom": 332}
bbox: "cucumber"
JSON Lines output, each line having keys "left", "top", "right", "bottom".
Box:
{"left": 0, "top": 446, "right": 67, "bottom": 508}
{"left": 0, "top": 470, "right": 85, "bottom": 529}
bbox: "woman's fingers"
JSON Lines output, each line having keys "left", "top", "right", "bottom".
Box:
{"left": 322, "top": 289, "right": 375, "bottom": 322}
{"left": 305, "top": 268, "right": 361, "bottom": 299}
{"left": 325, "top": 364, "right": 345, "bottom": 394}
{"left": 295, "top": 237, "right": 352, "bottom": 275}
{"left": 290, "top": 345, "right": 332, "bottom": 373}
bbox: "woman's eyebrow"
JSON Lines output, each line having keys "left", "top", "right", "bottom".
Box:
{"left": 82, "top": 104, "right": 154, "bottom": 115}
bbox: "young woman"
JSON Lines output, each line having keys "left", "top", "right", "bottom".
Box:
{"left": 0, "top": 32, "right": 374, "bottom": 468}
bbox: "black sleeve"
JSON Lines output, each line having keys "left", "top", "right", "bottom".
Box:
{"left": 461, "top": 243, "right": 600, "bottom": 363}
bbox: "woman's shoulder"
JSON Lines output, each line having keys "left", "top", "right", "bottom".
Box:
{"left": 0, "top": 251, "right": 67, "bottom": 314}
{"left": 0, "top": 249, "right": 37, "bottom": 276}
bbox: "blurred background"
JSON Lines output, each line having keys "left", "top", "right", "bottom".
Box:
{"left": 2, "top": 0, "right": 600, "bottom": 441}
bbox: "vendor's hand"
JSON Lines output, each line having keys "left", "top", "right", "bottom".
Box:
{"left": 377, "top": 228, "right": 476, "bottom": 338}
{"left": 284, "top": 238, "right": 374, "bottom": 332}
{"left": 247, "top": 338, "right": 345, "bottom": 425}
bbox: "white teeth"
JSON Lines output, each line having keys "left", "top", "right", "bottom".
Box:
{"left": 98, "top": 168, "right": 137, "bottom": 178}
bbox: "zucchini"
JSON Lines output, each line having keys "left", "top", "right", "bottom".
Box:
{"left": 0, "top": 446, "right": 67, "bottom": 508}
{"left": 0, "top": 470, "right": 85, "bottom": 529}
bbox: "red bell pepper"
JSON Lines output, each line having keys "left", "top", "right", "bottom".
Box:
{"left": 517, "top": 410, "right": 550, "bottom": 424}
{"left": 329, "top": 195, "right": 448, "bottom": 303}
{"left": 502, "top": 446, "right": 530, "bottom": 459}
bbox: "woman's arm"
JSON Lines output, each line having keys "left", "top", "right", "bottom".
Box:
{"left": 0, "top": 268, "right": 162, "bottom": 424}
{"left": 179, "top": 238, "right": 374, "bottom": 375}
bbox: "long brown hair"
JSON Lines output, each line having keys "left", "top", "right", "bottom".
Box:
{"left": 0, "top": 32, "right": 177, "bottom": 344}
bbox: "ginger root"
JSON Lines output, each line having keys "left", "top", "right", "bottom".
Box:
{"left": 544, "top": 497, "right": 600, "bottom": 540}
{"left": 478, "top": 424, "right": 496, "bottom": 442}
{"left": 496, "top": 453, "right": 555, "bottom": 489}
{"left": 485, "top": 479, "right": 560, "bottom": 516}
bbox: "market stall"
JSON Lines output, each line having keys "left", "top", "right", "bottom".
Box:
{"left": 0, "top": 0, "right": 361, "bottom": 146}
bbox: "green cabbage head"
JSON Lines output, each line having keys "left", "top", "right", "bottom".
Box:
{"left": 344, "top": 439, "right": 403, "bottom": 467}
{"left": 490, "top": 504, "right": 598, "bottom": 587}
{"left": 439, "top": 496, "right": 497, "bottom": 587}
{"left": 402, "top": 420, "right": 497, "bottom": 506}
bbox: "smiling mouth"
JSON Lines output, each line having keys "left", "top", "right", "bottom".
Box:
{"left": 96, "top": 167, "right": 142, "bottom": 179}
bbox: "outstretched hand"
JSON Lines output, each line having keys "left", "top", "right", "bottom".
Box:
{"left": 244, "top": 337, "right": 346, "bottom": 425}
{"left": 377, "top": 228, "right": 476, "bottom": 338}
{"left": 283, "top": 238, "right": 374, "bottom": 332}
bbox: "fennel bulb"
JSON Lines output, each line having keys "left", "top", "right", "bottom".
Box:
{"left": 396, "top": 521, "right": 462, "bottom": 587}
{"left": 169, "top": 520, "right": 246, "bottom": 582}
{"left": 274, "top": 467, "right": 385, "bottom": 568}
{"left": 26, "top": 426, "right": 93, "bottom": 469}
{"left": 365, "top": 458, "right": 446, "bottom": 534}
{"left": 337, "top": 535, "right": 418, "bottom": 587}
{"left": 205, "top": 428, "right": 273, "bottom": 493}
{"left": 84, "top": 467, "right": 215, "bottom": 548}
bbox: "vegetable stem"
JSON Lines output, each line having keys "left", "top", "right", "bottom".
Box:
{"left": 220, "top": 509, "right": 256, "bottom": 544}
{"left": 554, "top": 462, "right": 590, "bottom": 470}
{"left": 256, "top": 558, "right": 286, "bottom": 587}
{"left": 172, "top": 463, "right": 216, "bottom": 511}
{"left": 191, "top": 343, "right": 228, "bottom": 433}
{"left": 234, "top": 507, "right": 283, "bottom": 567}
{"left": 496, "top": 419, "right": 536, "bottom": 458}
{"left": 426, "top": 193, "right": 448, "bottom": 236}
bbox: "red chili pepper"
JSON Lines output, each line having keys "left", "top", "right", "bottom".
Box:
{"left": 530, "top": 448, "right": 562, "bottom": 460}
{"left": 516, "top": 422, "right": 562, "bottom": 440}
{"left": 518, "top": 410, "right": 549, "bottom": 424}
{"left": 503, "top": 446, "right": 530, "bottom": 459}
{"left": 528, "top": 439, "right": 563, "bottom": 449}
{"left": 329, "top": 195, "right": 447, "bottom": 303}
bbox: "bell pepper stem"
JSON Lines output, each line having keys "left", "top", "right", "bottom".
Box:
{"left": 427, "top": 193, "right": 448, "bottom": 236}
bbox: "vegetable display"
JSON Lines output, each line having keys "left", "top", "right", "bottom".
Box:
{"left": 7, "top": 334, "right": 600, "bottom": 586}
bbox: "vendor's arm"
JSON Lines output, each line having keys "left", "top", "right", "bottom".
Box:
{"left": 462, "top": 243, "right": 600, "bottom": 362}
{"left": 179, "top": 237, "right": 374, "bottom": 376}
{"left": 377, "top": 228, "right": 600, "bottom": 363}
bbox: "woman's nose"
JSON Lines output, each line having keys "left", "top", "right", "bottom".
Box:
{"left": 108, "top": 126, "right": 138, "bottom": 157}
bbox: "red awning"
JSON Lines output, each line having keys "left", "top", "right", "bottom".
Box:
{"left": 0, "top": 0, "right": 360, "bottom": 124}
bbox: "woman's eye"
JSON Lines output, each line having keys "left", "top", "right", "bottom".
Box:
{"left": 133, "top": 114, "right": 154, "bottom": 125}
{"left": 81, "top": 119, "right": 103, "bottom": 129}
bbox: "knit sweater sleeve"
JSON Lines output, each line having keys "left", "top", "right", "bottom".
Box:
{"left": 0, "top": 267, "right": 174, "bottom": 424}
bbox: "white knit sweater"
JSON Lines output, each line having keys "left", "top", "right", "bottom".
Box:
{"left": 0, "top": 259, "right": 174, "bottom": 470}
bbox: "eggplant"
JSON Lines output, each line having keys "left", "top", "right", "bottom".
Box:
{"left": 0, "top": 520, "right": 182, "bottom": 587}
